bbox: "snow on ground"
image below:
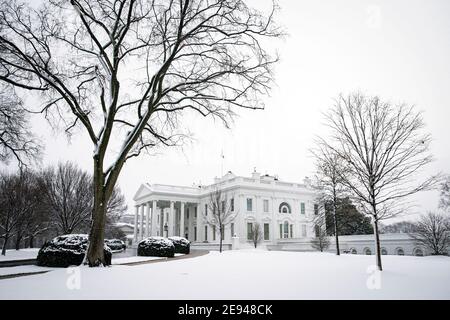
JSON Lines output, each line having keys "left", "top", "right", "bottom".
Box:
{"left": 111, "top": 256, "right": 164, "bottom": 264}
{"left": 0, "top": 250, "right": 449, "bottom": 299}
{"left": 0, "top": 249, "right": 39, "bottom": 261}
{"left": 0, "top": 265, "right": 55, "bottom": 276}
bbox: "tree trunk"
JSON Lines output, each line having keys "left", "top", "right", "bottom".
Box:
{"left": 86, "top": 160, "right": 109, "bottom": 267}
{"left": 86, "top": 198, "right": 108, "bottom": 266}
{"left": 15, "top": 235, "right": 22, "bottom": 250}
{"left": 29, "top": 236, "right": 34, "bottom": 248}
{"left": 1, "top": 236, "right": 9, "bottom": 255}
{"left": 373, "top": 219, "right": 383, "bottom": 271}
{"left": 333, "top": 198, "right": 340, "bottom": 256}
{"left": 219, "top": 225, "right": 223, "bottom": 253}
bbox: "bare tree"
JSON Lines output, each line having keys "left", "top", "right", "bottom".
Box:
{"left": 0, "top": 170, "right": 41, "bottom": 255}
{"left": 252, "top": 222, "right": 263, "bottom": 248}
{"left": 320, "top": 92, "right": 439, "bottom": 270}
{"left": 410, "top": 212, "right": 450, "bottom": 255}
{"left": 440, "top": 175, "right": 450, "bottom": 212}
{"left": 0, "top": 83, "right": 41, "bottom": 167}
{"left": 311, "top": 217, "right": 330, "bottom": 252}
{"left": 0, "top": 0, "right": 282, "bottom": 266}
{"left": 204, "top": 188, "right": 237, "bottom": 252}
{"left": 39, "top": 162, "right": 127, "bottom": 235}
{"left": 311, "top": 146, "right": 349, "bottom": 255}
{"left": 39, "top": 162, "right": 93, "bottom": 234}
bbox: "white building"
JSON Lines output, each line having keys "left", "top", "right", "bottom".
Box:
{"left": 132, "top": 170, "right": 319, "bottom": 250}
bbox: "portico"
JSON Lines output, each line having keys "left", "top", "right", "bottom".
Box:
{"left": 133, "top": 195, "right": 200, "bottom": 244}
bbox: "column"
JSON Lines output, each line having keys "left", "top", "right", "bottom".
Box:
{"left": 145, "top": 202, "right": 150, "bottom": 237}
{"left": 133, "top": 205, "right": 139, "bottom": 243}
{"left": 139, "top": 204, "right": 145, "bottom": 240}
{"left": 151, "top": 200, "right": 158, "bottom": 236}
{"left": 180, "top": 202, "right": 185, "bottom": 238}
{"left": 168, "top": 201, "right": 175, "bottom": 237}
{"left": 271, "top": 196, "right": 277, "bottom": 241}
{"left": 195, "top": 203, "right": 200, "bottom": 242}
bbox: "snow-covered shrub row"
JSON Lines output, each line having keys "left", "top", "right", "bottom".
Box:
{"left": 137, "top": 237, "right": 175, "bottom": 257}
{"left": 168, "top": 236, "right": 190, "bottom": 254}
{"left": 37, "top": 234, "right": 112, "bottom": 267}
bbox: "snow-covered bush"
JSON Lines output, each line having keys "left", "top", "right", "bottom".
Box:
{"left": 168, "top": 236, "right": 190, "bottom": 254}
{"left": 105, "top": 239, "right": 126, "bottom": 252}
{"left": 37, "top": 234, "right": 112, "bottom": 267}
{"left": 137, "top": 237, "right": 175, "bottom": 257}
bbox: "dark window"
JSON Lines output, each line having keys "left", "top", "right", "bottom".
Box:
{"left": 204, "top": 226, "right": 208, "bottom": 241}
{"left": 314, "top": 204, "right": 319, "bottom": 215}
{"left": 194, "top": 226, "right": 197, "bottom": 241}
{"left": 247, "top": 223, "right": 253, "bottom": 240}
{"left": 264, "top": 223, "right": 270, "bottom": 240}
{"left": 247, "top": 198, "right": 253, "bottom": 211}
{"left": 213, "top": 225, "right": 216, "bottom": 241}
{"left": 231, "top": 223, "right": 235, "bottom": 237}
{"left": 230, "top": 198, "right": 234, "bottom": 212}
{"left": 205, "top": 204, "right": 208, "bottom": 216}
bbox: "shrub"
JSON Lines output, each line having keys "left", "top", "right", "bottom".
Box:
{"left": 168, "top": 236, "right": 190, "bottom": 254}
{"left": 137, "top": 237, "right": 175, "bottom": 257}
{"left": 37, "top": 234, "right": 112, "bottom": 267}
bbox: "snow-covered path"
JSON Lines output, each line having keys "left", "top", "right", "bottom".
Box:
{"left": 0, "top": 250, "right": 449, "bottom": 299}
{"left": 0, "top": 249, "right": 39, "bottom": 262}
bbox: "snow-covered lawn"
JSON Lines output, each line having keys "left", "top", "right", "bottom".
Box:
{"left": 0, "top": 248, "right": 39, "bottom": 261}
{"left": 0, "top": 250, "right": 449, "bottom": 299}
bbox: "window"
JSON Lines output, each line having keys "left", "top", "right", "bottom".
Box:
{"left": 351, "top": 248, "right": 357, "bottom": 254}
{"left": 396, "top": 248, "right": 404, "bottom": 256}
{"left": 279, "top": 202, "right": 291, "bottom": 214}
{"left": 301, "top": 202, "right": 305, "bottom": 215}
{"left": 289, "top": 224, "right": 293, "bottom": 238}
{"left": 204, "top": 226, "right": 208, "bottom": 241}
{"left": 231, "top": 223, "right": 235, "bottom": 237}
{"left": 364, "top": 248, "right": 372, "bottom": 255}
{"left": 314, "top": 204, "right": 319, "bottom": 215}
{"left": 247, "top": 198, "right": 253, "bottom": 211}
{"left": 213, "top": 226, "right": 216, "bottom": 241}
{"left": 301, "top": 224, "right": 307, "bottom": 237}
{"left": 381, "top": 248, "right": 388, "bottom": 255}
{"left": 263, "top": 199, "right": 269, "bottom": 213}
{"left": 283, "top": 221, "right": 289, "bottom": 238}
{"left": 230, "top": 198, "right": 234, "bottom": 212}
{"left": 194, "top": 226, "right": 197, "bottom": 241}
{"left": 315, "top": 225, "right": 320, "bottom": 237}
{"left": 247, "top": 223, "right": 253, "bottom": 240}
{"left": 279, "top": 224, "right": 282, "bottom": 238}
{"left": 205, "top": 204, "right": 208, "bottom": 216}
{"left": 264, "top": 223, "right": 270, "bottom": 240}
{"left": 194, "top": 207, "right": 197, "bottom": 218}
{"left": 414, "top": 248, "right": 424, "bottom": 256}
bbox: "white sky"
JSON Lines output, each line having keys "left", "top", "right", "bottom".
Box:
{"left": 11, "top": 0, "right": 450, "bottom": 222}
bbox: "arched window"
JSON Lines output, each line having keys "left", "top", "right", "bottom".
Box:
{"left": 364, "top": 247, "right": 372, "bottom": 255}
{"left": 396, "top": 248, "right": 404, "bottom": 256}
{"left": 381, "top": 248, "right": 388, "bottom": 255}
{"left": 283, "top": 221, "right": 289, "bottom": 238}
{"left": 279, "top": 202, "right": 291, "bottom": 214}
{"left": 413, "top": 248, "right": 424, "bottom": 256}
{"left": 350, "top": 248, "right": 357, "bottom": 254}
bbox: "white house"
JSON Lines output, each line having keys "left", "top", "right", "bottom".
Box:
{"left": 132, "top": 170, "right": 319, "bottom": 250}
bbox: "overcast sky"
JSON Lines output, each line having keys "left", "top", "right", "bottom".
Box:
{"left": 15, "top": 0, "right": 450, "bottom": 222}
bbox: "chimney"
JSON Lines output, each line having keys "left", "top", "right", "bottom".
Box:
{"left": 252, "top": 167, "right": 260, "bottom": 180}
